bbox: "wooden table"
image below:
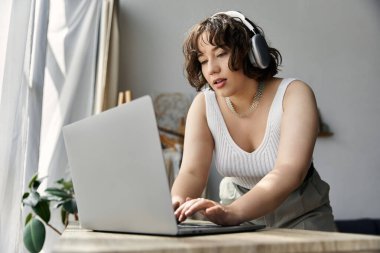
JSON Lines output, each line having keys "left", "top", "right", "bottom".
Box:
{"left": 52, "top": 223, "right": 380, "bottom": 253}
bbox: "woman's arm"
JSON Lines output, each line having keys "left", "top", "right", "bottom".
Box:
{"left": 230, "top": 80, "right": 319, "bottom": 222}
{"left": 171, "top": 93, "right": 214, "bottom": 210}
{"left": 176, "top": 80, "right": 320, "bottom": 225}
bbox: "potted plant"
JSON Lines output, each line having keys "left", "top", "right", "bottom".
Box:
{"left": 21, "top": 173, "right": 78, "bottom": 253}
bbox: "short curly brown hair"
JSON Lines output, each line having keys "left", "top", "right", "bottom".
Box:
{"left": 183, "top": 13, "right": 282, "bottom": 91}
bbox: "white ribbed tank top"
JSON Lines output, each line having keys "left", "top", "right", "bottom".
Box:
{"left": 204, "top": 78, "right": 296, "bottom": 189}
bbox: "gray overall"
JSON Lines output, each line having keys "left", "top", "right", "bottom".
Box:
{"left": 220, "top": 164, "right": 337, "bottom": 231}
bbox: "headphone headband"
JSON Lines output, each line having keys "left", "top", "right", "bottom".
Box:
{"left": 212, "top": 11, "right": 256, "bottom": 34}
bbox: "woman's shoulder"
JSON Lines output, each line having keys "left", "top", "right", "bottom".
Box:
{"left": 192, "top": 88, "right": 217, "bottom": 107}
{"left": 188, "top": 92, "right": 207, "bottom": 115}
{"left": 282, "top": 78, "right": 317, "bottom": 110}
{"left": 285, "top": 79, "right": 315, "bottom": 99}
{"left": 287, "top": 78, "right": 313, "bottom": 90}
{"left": 193, "top": 91, "right": 206, "bottom": 103}
{"left": 273, "top": 77, "right": 312, "bottom": 91}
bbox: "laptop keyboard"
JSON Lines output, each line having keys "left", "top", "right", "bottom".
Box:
{"left": 179, "top": 223, "right": 219, "bottom": 228}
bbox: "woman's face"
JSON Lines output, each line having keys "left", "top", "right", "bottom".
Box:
{"left": 197, "top": 32, "right": 250, "bottom": 97}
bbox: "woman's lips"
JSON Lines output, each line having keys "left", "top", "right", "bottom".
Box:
{"left": 213, "top": 78, "right": 226, "bottom": 89}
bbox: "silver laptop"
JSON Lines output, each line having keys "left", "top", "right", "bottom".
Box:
{"left": 62, "top": 95, "right": 264, "bottom": 236}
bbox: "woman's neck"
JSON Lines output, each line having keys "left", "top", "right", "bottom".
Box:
{"left": 228, "top": 79, "right": 262, "bottom": 112}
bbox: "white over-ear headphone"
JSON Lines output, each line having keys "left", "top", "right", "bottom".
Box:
{"left": 212, "top": 11, "right": 270, "bottom": 69}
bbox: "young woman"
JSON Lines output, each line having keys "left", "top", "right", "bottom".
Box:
{"left": 171, "top": 11, "right": 336, "bottom": 231}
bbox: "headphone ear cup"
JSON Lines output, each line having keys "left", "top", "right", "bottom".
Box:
{"left": 248, "top": 48, "right": 258, "bottom": 68}
{"left": 249, "top": 34, "right": 270, "bottom": 69}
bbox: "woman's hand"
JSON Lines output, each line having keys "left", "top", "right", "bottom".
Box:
{"left": 174, "top": 197, "right": 242, "bottom": 226}
{"left": 172, "top": 196, "right": 185, "bottom": 212}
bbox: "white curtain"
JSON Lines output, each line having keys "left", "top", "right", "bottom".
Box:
{"left": 38, "top": 0, "right": 101, "bottom": 185}
{"left": 0, "top": 1, "right": 47, "bottom": 252}
{"left": 38, "top": 1, "right": 102, "bottom": 250}
{"left": 0, "top": 0, "right": 12, "bottom": 102}
{"left": 0, "top": 0, "right": 118, "bottom": 252}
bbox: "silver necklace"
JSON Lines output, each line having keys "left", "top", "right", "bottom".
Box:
{"left": 225, "top": 81, "right": 264, "bottom": 118}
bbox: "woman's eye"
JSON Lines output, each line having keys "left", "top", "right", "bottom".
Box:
{"left": 199, "top": 59, "right": 207, "bottom": 65}
{"left": 217, "top": 51, "right": 227, "bottom": 57}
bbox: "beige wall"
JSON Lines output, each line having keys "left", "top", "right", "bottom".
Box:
{"left": 118, "top": 0, "right": 380, "bottom": 219}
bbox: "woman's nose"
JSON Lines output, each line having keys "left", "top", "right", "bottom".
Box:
{"left": 207, "top": 59, "right": 220, "bottom": 75}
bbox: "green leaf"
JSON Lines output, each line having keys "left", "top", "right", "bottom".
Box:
{"left": 25, "top": 213, "right": 33, "bottom": 225}
{"left": 32, "top": 200, "right": 50, "bottom": 223}
{"left": 45, "top": 187, "right": 71, "bottom": 199}
{"left": 63, "top": 199, "right": 78, "bottom": 214}
{"left": 32, "top": 180, "right": 41, "bottom": 191}
{"left": 56, "top": 179, "right": 75, "bottom": 192}
{"left": 55, "top": 178, "right": 64, "bottom": 184}
{"left": 56, "top": 179, "right": 74, "bottom": 193}
{"left": 28, "top": 173, "right": 39, "bottom": 189}
{"left": 64, "top": 181, "right": 74, "bottom": 191}
{"left": 28, "top": 174, "right": 48, "bottom": 191}
{"left": 61, "top": 208, "right": 68, "bottom": 226}
{"left": 23, "top": 218, "right": 45, "bottom": 253}
{"left": 23, "top": 192, "right": 40, "bottom": 207}
{"left": 22, "top": 192, "right": 30, "bottom": 200}
{"left": 53, "top": 200, "right": 65, "bottom": 209}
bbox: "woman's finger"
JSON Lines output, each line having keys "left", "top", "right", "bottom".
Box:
{"left": 175, "top": 198, "right": 198, "bottom": 220}
{"left": 176, "top": 198, "right": 206, "bottom": 222}
{"left": 183, "top": 198, "right": 215, "bottom": 217}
